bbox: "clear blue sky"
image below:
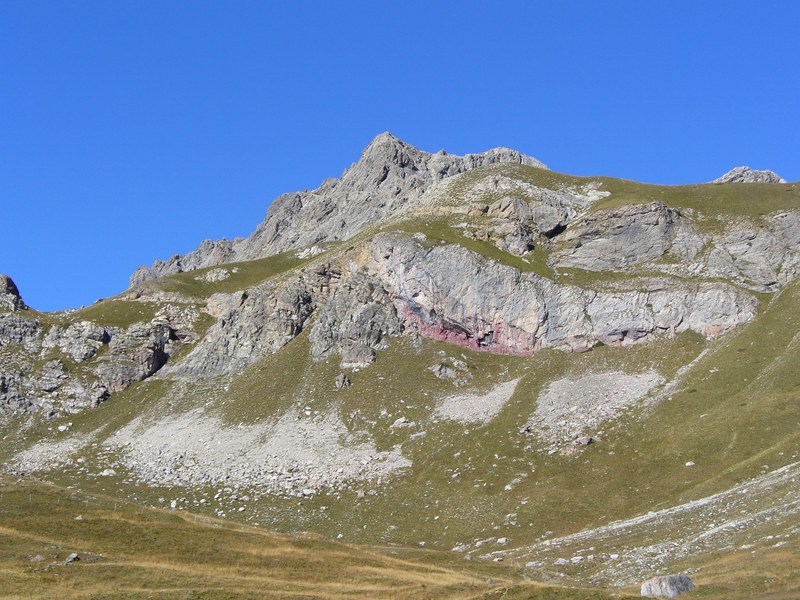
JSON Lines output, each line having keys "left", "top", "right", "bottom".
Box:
{"left": 2, "top": 1, "right": 798, "bottom": 311}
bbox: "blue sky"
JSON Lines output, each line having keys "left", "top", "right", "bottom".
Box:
{"left": 2, "top": 1, "right": 798, "bottom": 311}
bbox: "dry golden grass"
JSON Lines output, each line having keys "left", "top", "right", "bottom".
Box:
{"left": 0, "top": 477, "right": 631, "bottom": 600}
{"left": 675, "top": 547, "right": 800, "bottom": 599}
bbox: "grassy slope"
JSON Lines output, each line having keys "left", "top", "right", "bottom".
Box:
{"left": 0, "top": 476, "right": 634, "bottom": 600}
{"left": 32, "top": 277, "right": 799, "bottom": 597}
{"left": 480, "top": 163, "right": 800, "bottom": 221}
{"left": 150, "top": 249, "right": 319, "bottom": 299}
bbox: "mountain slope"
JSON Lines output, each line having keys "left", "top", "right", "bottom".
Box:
{"left": 2, "top": 134, "right": 800, "bottom": 597}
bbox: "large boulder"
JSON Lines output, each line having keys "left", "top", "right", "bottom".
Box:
{"left": 641, "top": 574, "right": 696, "bottom": 598}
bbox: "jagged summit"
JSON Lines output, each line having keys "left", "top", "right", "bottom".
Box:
{"left": 357, "top": 131, "right": 412, "bottom": 165}
{"left": 130, "top": 133, "right": 547, "bottom": 286}
{"left": 0, "top": 274, "right": 25, "bottom": 312}
{"left": 712, "top": 165, "right": 786, "bottom": 184}
{"left": 360, "top": 132, "right": 547, "bottom": 170}
{"left": 364, "top": 130, "right": 404, "bottom": 148}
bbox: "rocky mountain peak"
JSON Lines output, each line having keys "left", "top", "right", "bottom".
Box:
{"left": 359, "top": 132, "right": 414, "bottom": 164}
{"left": 363, "top": 131, "right": 405, "bottom": 151}
{"left": 130, "top": 134, "right": 548, "bottom": 286}
{"left": 0, "top": 274, "right": 26, "bottom": 311}
{"left": 712, "top": 166, "right": 786, "bottom": 184}
{"left": 342, "top": 131, "right": 429, "bottom": 188}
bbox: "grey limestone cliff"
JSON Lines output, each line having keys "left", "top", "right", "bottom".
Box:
{"left": 545, "top": 201, "right": 800, "bottom": 292}
{"left": 551, "top": 202, "right": 694, "bottom": 271}
{"left": 309, "top": 271, "right": 403, "bottom": 369}
{"left": 365, "top": 233, "right": 757, "bottom": 355}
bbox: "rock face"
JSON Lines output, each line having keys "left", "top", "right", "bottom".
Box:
{"left": 545, "top": 200, "right": 800, "bottom": 292}
{"left": 92, "top": 322, "right": 173, "bottom": 392}
{"left": 131, "top": 240, "right": 237, "bottom": 286}
{"left": 640, "top": 574, "right": 695, "bottom": 597}
{"left": 0, "top": 374, "right": 32, "bottom": 413}
{"left": 0, "top": 314, "right": 41, "bottom": 349}
{"left": 130, "top": 133, "right": 547, "bottom": 286}
{"left": 551, "top": 203, "right": 691, "bottom": 270}
{"left": 160, "top": 270, "right": 323, "bottom": 378}
{"left": 309, "top": 272, "right": 403, "bottom": 369}
{"left": 154, "top": 227, "right": 758, "bottom": 383}
{"left": 713, "top": 166, "right": 786, "bottom": 184}
{"left": 42, "top": 321, "right": 110, "bottom": 362}
{"left": 366, "top": 233, "right": 757, "bottom": 354}
{"left": 702, "top": 211, "right": 800, "bottom": 289}
{"left": 0, "top": 307, "right": 194, "bottom": 415}
{"left": 0, "top": 275, "right": 26, "bottom": 312}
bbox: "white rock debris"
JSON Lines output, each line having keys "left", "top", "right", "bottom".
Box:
{"left": 104, "top": 407, "right": 410, "bottom": 494}
{"left": 434, "top": 378, "right": 520, "bottom": 425}
{"left": 524, "top": 371, "right": 664, "bottom": 444}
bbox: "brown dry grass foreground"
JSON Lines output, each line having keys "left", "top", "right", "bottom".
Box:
{"left": 0, "top": 476, "right": 634, "bottom": 600}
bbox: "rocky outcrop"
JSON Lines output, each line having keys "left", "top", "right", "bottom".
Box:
{"left": 130, "top": 133, "right": 547, "bottom": 286}
{"left": 0, "top": 314, "right": 42, "bottom": 351}
{"left": 546, "top": 201, "right": 800, "bottom": 291}
{"left": 0, "top": 375, "right": 32, "bottom": 413}
{"left": 702, "top": 211, "right": 800, "bottom": 290}
{"left": 466, "top": 196, "right": 544, "bottom": 256}
{"left": 551, "top": 203, "right": 704, "bottom": 271}
{"left": 0, "top": 305, "right": 198, "bottom": 414}
{"left": 41, "top": 321, "right": 110, "bottom": 362}
{"left": 365, "top": 233, "right": 757, "bottom": 355}
{"left": 713, "top": 166, "right": 786, "bottom": 184}
{"left": 309, "top": 272, "right": 403, "bottom": 369}
{"left": 0, "top": 275, "right": 26, "bottom": 312}
{"left": 447, "top": 175, "right": 608, "bottom": 257}
{"left": 130, "top": 239, "right": 237, "bottom": 287}
{"left": 93, "top": 322, "right": 174, "bottom": 392}
{"left": 160, "top": 270, "right": 324, "bottom": 379}
{"left": 486, "top": 195, "right": 571, "bottom": 240}
{"left": 160, "top": 229, "right": 758, "bottom": 378}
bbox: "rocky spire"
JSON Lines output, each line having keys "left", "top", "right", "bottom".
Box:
{"left": 712, "top": 166, "right": 786, "bottom": 184}
{"left": 0, "top": 274, "right": 26, "bottom": 311}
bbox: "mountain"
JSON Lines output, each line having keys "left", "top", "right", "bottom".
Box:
{"left": 129, "top": 132, "right": 546, "bottom": 286}
{"left": 2, "top": 134, "right": 799, "bottom": 598}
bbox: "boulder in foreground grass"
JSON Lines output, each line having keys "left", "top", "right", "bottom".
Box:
{"left": 641, "top": 573, "right": 695, "bottom": 597}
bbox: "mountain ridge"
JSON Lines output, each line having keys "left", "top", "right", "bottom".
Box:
{"left": 129, "top": 132, "right": 547, "bottom": 287}
{"left": 128, "top": 134, "right": 791, "bottom": 293}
